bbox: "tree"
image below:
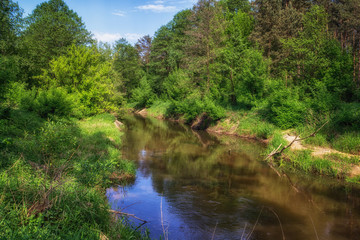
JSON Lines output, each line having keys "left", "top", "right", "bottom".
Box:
{"left": 0, "top": 0, "right": 23, "bottom": 55}
{"left": 37, "top": 45, "right": 116, "bottom": 115}
{"left": 218, "top": 9, "right": 254, "bottom": 104}
{"left": 113, "top": 38, "right": 143, "bottom": 97}
{"left": 149, "top": 10, "right": 192, "bottom": 81}
{"left": 251, "top": 0, "right": 303, "bottom": 74}
{"left": 224, "top": 0, "right": 251, "bottom": 13}
{"left": 21, "top": 0, "right": 92, "bottom": 81}
{"left": 0, "top": 0, "right": 23, "bottom": 97}
{"left": 185, "top": 0, "right": 227, "bottom": 93}
{"left": 135, "top": 35, "right": 152, "bottom": 72}
{"left": 281, "top": 5, "right": 354, "bottom": 102}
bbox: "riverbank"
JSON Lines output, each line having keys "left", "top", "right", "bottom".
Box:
{"left": 129, "top": 103, "right": 360, "bottom": 184}
{"left": 0, "top": 110, "right": 148, "bottom": 239}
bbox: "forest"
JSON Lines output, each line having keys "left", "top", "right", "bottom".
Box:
{"left": 0, "top": 0, "right": 360, "bottom": 238}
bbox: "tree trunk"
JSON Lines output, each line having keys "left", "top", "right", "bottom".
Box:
{"left": 230, "top": 65, "right": 236, "bottom": 104}
{"left": 358, "top": 35, "right": 360, "bottom": 88}
{"left": 206, "top": 43, "right": 210, "bottom": 93}
{"left": 353, "top": 31, "right": 356, "bottom": 85}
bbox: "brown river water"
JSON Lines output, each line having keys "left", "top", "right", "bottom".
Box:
{"left": 106, "top": 115, "right": 360, "bottom": 240}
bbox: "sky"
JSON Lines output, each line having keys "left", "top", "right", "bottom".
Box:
{"left": 17, "top": 0, "right": 197, "bottom": 44}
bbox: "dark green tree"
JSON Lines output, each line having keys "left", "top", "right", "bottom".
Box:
{"left": 185, "top": 0, "right": 227, "bottom": 93}
{"left": 0, "top": 0, "right": 23, "bottom": 55}
{"left": 113, "top": 38, "right": 143, "bottom": 97}
{"left": 135, "top": 35, "right": 152, "bottom": 72}
{"left": 21, "top": 0, "right": 92, "bottom": 82}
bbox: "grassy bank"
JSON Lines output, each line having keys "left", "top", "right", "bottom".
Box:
{"left": 131, "top": 101, "right": 360, "bottom": 183}
{"left": 0, "top": 109, "right": 147, "bottom": 239}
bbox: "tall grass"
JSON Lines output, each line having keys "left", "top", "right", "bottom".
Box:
{"left": 0, "top": 110, "right": 146, "bottom": 239}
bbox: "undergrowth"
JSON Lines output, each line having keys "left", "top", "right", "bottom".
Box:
{"left": 0, "top": 109, "right": 146, "bottom": 239}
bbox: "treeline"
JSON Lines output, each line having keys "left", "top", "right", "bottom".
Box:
{"left": 128, "top": 0, "right": 360, "bottom": 129}
{"left": 1, "top": 0, "right": 125, "bottom": 118}
{"left": 1, "top": 0, "right": 360, "bottom": 127}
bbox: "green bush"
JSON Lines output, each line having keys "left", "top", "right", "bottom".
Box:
{"left": 332, "top": 102, "right": 360, "bottom": 131}
{"left": 5, "top": 81, "right": 32, "bottom": 107}
{"left": 33, "top": 87, "right": 75, "bottom": 118}
{"left": 163, "top": 69, "right": 193, "bottom": 101}
{"left": 254, "top": 121, "right": 276, "bottom": 139}
{"left": 167, "top": 93, "right": 225, "bottom": 123}
{"left": 266, "top": 88, "right": 307, "bottom": 129}
{"left": 131, "top": 76, "right": 155, "bottom": 108}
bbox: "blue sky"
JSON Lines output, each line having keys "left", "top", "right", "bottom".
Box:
{"left": 17, "top": 0, "right": 197, "bottom": 44}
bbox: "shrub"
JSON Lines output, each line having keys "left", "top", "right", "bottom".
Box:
{"left": 163, "top": 69, "right": 193, "bottom": 101}
{"left": 131, "top": 76, "right": 155, "bottom": 108}
{"left": 167, "top": 93, "right": 225, "bottom": 123}
{"left": 33, "top": 87, "right": 75, "bottom": 118}
{"left": 254, "top": 121, "right": 276, "bottom": 139}
{"left": 266, "top": 88, "right": 307, "bottom": 129}
{"left": 331, "top": 102, "right": 360, "bottom": 132}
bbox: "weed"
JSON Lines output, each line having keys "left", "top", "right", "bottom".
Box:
{"left": 0, "top": 111, "right": 145, "bottom": 239}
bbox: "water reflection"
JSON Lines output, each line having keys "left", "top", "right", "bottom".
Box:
{"left": 106, "top": 115, "right": 360, "bottom": 240}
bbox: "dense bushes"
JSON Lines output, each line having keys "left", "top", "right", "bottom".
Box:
{"left": 166, "top": 94, "right": 225, "bottom": 123}
{"left": 265, "top": 88, "right": 307, "bottom": 129}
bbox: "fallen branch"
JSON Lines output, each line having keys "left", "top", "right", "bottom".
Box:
{"left": 265, "top": 121, "right": 329, "bottom": 161}
{"left": 109, "top": 209, "right": 147, "bottom": 223}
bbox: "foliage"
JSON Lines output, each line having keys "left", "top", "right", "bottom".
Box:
{"left": 0, "top": 112, "right": 144, "bottom": 239}
{"left": 113, "top": 38, "right": 144, "bottom": 97}
{"left": 167, "top": 93, "right": 225, "bottom": 123}
{"left": 21, "top": 0, "right": 92, "bottom": 79}
{"left": 0, "top": 55, "right": 20, "bottom": 98}
{"left": 0, "top": 0, "right": 23, "bottom": 55}
{"left": 37, "top": 45, "right": 116, "bottom": 116}
{"left": 163, "top": 69, "right": 193, "bottom": 101}
{"left": 131, "top": 76, "right": 155, "bottom": 108}
{"left": 265, "top": 87, "right": 307, "bottom": 129}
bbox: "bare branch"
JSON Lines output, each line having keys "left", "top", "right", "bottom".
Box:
{"left": 109, "top": 209, "right": 147, "bottom": 223}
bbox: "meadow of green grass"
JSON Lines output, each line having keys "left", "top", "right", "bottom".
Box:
{"left": 0, "top": 109, "right": 148, "bottom": 240}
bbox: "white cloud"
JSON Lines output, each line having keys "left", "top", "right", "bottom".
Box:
{"left": 136, "top": 4, "right": 176, "bottom": 13}
{"left": 93, "top": 32, "right": 142, "bottom": 45}
{"left": 154, "top": 0, "right": 165, "bottom": 3}
{"left": 124, "top": 33, "right": 142, "bottom": 43}
{"left": 94, "top": 32, "right": 122, "bottom": 43}
{"left": 112, "top": 10, "right": 126, "bottom": 17}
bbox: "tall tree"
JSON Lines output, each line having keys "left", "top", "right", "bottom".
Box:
{"left": 148, "top": 9, "right": 192, "bottom": 94}
{"left": 0, "top": 0, "right": 23, "bottom": 55}
{"left": 185, "top": 0, "right": 227, "bottom": 93}
{"left": 251, "top": 0, "right": 303, "bottom": 74}
{"left": 135, "top": 35, "right": 152, "bottom": 72}
{"left": 113, "top": 38, "right": 143, "bottom": 97}
{"left": 21, "top": 0, "right": 92, "bottom": 82}
{"left": 218, "top": 8, "right": 254, "bottom": 104}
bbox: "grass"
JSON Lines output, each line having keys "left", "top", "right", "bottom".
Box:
{"left": 0, "top": 108, "right": 147, "bottom": 239}
{"left": 332, "top": 132, "right": 360, "bottom": 155}
{"left": 296, "top": 123, "right": 360, "bottom": 155}
{"left": 213, "top": 110, "right": 277, "bottom": 140}
{"left": 147, "top": 99, "right": 172, "bottom": 118}
{"left": 282, "top": 151, "right": 355, "bottom": 178}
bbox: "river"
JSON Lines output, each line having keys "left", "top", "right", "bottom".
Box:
{"left": 106, "top": 115, "right": 360, "bottom": 240}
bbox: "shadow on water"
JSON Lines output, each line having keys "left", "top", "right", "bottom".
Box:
{"left": 106, "top": 115, "right": 360, "bottom": 240}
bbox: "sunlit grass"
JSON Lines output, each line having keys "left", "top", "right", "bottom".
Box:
{"left": 0, "top": 110, "right": 145, "bottom": 239}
